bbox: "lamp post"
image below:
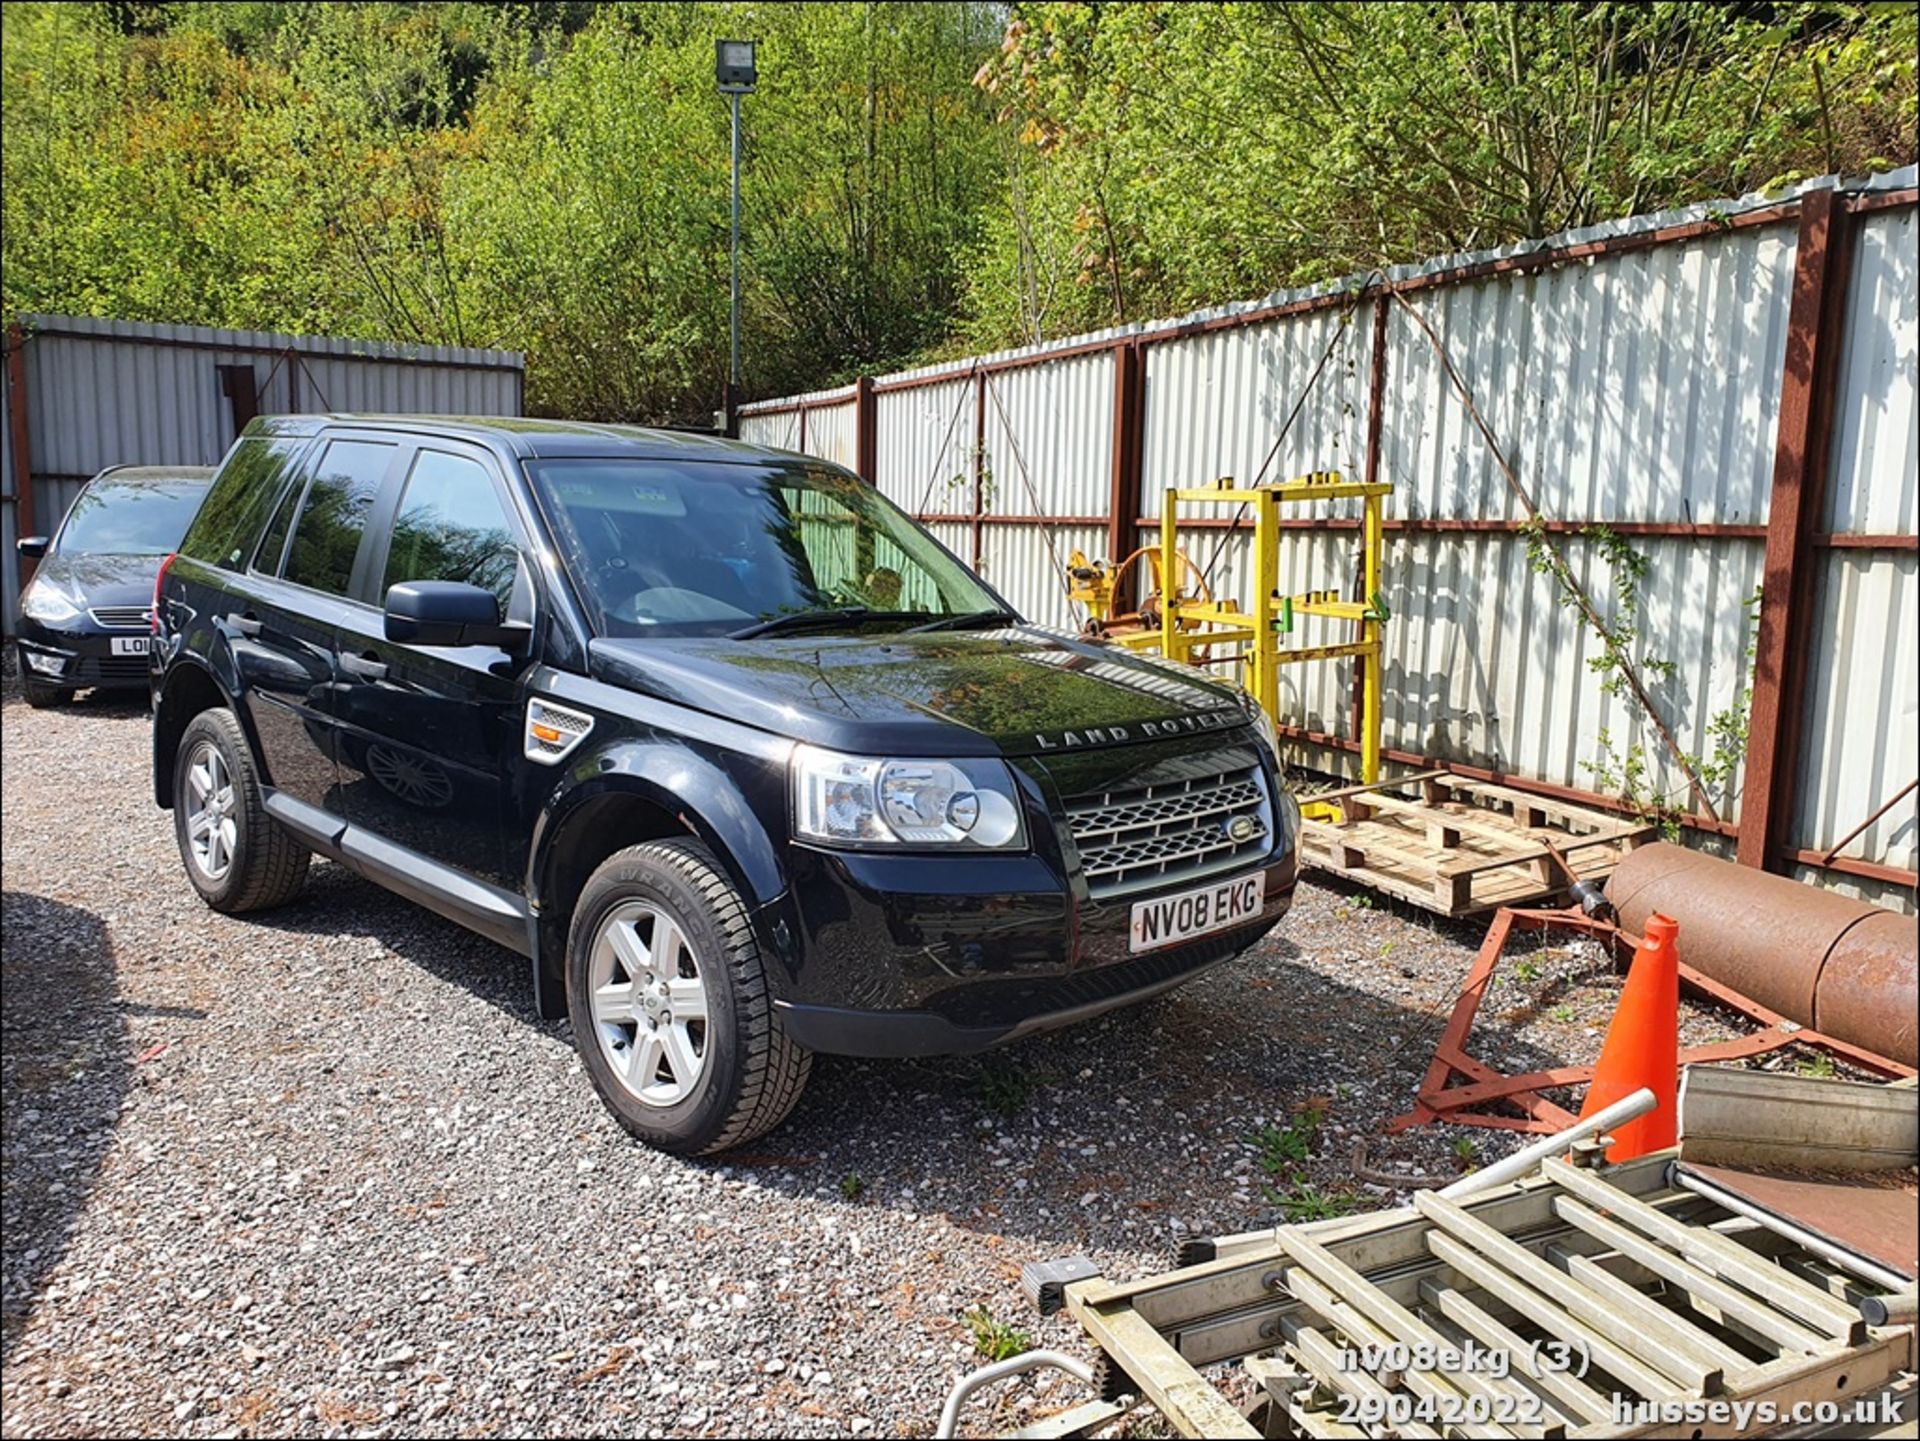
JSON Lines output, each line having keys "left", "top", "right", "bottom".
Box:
{"left": 716, "top": 39, "right": 756, "bottom": 435}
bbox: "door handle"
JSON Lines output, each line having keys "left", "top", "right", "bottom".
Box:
{"left": 229, "top": 611, "right": 262, "bottom": 637}
{"left": 340, "top": 652, "right": 388, "bottom": 682}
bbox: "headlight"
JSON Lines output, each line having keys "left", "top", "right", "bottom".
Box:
{"left": 792, "top": 746, "right": 1026, "bottom": 850}
{"left": 21, "top": 579, "right": 82, "bottom": 625}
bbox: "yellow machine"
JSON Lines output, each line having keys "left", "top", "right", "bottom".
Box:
{"left": 1067, "top": 472, "right": 1390, "bottom": 818}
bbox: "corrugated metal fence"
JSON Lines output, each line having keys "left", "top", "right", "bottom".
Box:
{"left": 743, "top": 169, "right": 1919, "bottom": 910}
{"left": 3, "top": 314, "right": 523, "bottom": 627}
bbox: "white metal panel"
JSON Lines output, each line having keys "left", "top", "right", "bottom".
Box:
{"left": 1379, "top": 226, "right": 1795, "bottom": 524}
{"left": 1795, "top": 548, "right": 1919, "bottom": 872}
{"left": 1376, "top": 530, "right": 1766, "bottom": 811}
{"left": 738, "top": 381, "right": 856, "bottom": 416}
{"left": 1789, "top": 203, "right": 1919, "bottom": 888}
{"left": 1787, "top": 864, "right": 1913, "bottom": 914}
{"left": 738, "top": 387, "right": 861, "bottom": 469}
{"left": 737, "top": 408, "right": 802, "bottom": 452}
{"left": 875, "top": 378, "right": 974, "bottom": 517}
{"left": 980, "top": 351, "right": 1112, "bottom": 519}
{"left": 1143, "top": 302, "right": 1375, "bottom": 521}
{"left": 979, "top": 523, "right": 1105, "bottom": 632}
{"left": 799, "top": 400, "right": 858, "bottom": 470}
{"left": 1827, "top": 205, "right": 1919, "bottom": 535}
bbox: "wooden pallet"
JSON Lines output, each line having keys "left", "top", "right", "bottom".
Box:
{"left": 1044, "top": 1151, "right": 1915, "bottom": 1439}
{"left": 1298, "top": 771, "right": 1655, "bottom": 915}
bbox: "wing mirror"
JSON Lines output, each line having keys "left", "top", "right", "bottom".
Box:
{"left": 16, "top": 536, "right": 49, "bottom": 560}
{"left": 384, "top": 581, "right": 525, "bottom": 650}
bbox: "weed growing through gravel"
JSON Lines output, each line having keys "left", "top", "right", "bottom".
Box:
{"left": 975, "top": 1058, "right": 1047, "bottom": 1117}
{"left": 1550, "top": 1004, "right": 1575, "bottom": 1023}
{"left": 1250, "top": 1103, "right": 1327, "bottom": 1174}
{"left": 1513, "top": 957, "right": 1542, "bottom": 984}
{"left": 840, "top": 1172, "right": 864, "bottom": 1200}
{"left": 964, "top": 1304, "right": 1031, "bottom": 1361}
{"left": 1451, "top": 1136, "right": 1479, "bottom": 1168}
{"left": 1260, "top": 1177, "right": 1354, "bottom": 1222}
{"left": 1795, "top": 1050, "right": 1837, "bottom": 1079}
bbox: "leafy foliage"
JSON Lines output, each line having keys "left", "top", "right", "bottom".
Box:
{"left": 963, "top": 1303, "right": 1031, "bottom": 1362}
{"left": 971, "top": 2, "right": 1917, "bottom": 341}
{"left": 4, "top": 2, "right": 1913, "bottom": 419}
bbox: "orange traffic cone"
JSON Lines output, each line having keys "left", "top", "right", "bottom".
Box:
{"left": 1579, "top": 913, "right": 1680, "bottom": 1162}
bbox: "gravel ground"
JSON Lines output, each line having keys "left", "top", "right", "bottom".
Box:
{"left": 1, "top": 680, "right": 1799, "bottom": 1439}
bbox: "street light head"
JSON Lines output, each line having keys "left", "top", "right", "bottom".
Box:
{"left": 716, "top": 38, "right": 756, "bottom": 93}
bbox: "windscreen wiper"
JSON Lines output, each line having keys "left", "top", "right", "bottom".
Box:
{"left": 730, "top": 607, "right": 929, "bottom": 640}
{"left": 904, "top": 609, "right": 1018, "bottom": 633}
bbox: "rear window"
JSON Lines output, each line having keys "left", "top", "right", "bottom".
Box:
{"left": 281, "top": 440, "right": 396, "bottom": 596}
{"left": 59, "top": 477, "right": 211, "bottom": 556}
{"left": 179, "top": 437, "right": 308, "bottom": 571}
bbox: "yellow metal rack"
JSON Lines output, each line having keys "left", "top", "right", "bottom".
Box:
{"left": 1074, "top": 472, "right": 1390, "bottom": 796}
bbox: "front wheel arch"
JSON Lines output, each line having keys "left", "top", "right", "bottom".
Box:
{"left": 526, "top": 761, "right": 785, "bottom": 1021}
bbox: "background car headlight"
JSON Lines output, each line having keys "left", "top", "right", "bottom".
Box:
{"left": 793, "top": 746, "right": 1025, "bottom": 849}
{"left": 20, "top": 579, "right": 82, "bottom": 625}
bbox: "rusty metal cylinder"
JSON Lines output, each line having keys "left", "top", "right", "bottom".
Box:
{"left": 1604, "top": 843, "right": 1918, "bottom": 1068}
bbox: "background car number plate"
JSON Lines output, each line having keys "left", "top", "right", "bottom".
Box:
{"left": 1129, "top": 872, "right": 1265, "bottom": 954}
{"left": 110, "top": 636, "right": 150, "bottom": 656}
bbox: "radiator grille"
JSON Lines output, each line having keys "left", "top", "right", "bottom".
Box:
{"left": 89, "top": 605, "right": 152, "bottom": 630}
{"left": 1066, "top": 764, "right": 1271, "bottom": 900}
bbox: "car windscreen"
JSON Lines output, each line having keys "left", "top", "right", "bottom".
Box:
{"left": 526, "top": 458, "right": 1004, "bottom": 637}
{"left": 56, "top": 479, "right": 211, "bottom": 556}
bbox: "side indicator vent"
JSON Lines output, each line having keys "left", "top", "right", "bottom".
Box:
{"left": 525, "top": 697, "right": 594, "bottom": 765}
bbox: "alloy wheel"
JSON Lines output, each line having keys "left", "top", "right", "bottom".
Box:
{"left": 184, "top": 739, "right": 238, "bottom": 882}
{"left": 588, "top": 900, "right": 711, "bottom": 1107}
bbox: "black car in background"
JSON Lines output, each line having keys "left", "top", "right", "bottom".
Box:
{"left": 14, "top": 465, "right": 214, "bottom": 707}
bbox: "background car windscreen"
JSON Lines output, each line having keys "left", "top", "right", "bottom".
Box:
{"left": 57, "top": 479, "right": 212, "bottom": 556}
{"left": 527, "top": 459, "right": 999, "bottom": 637}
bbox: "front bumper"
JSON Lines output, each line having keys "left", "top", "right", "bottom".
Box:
{"left": 14, "top": 621, "right": 151, "bottom": 691}
{"left": 769, "top": 840, "right": 1296, "bottom": 1057}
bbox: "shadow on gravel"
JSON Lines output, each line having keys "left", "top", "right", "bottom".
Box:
{"left": 766, "top": 920, "right": 1582, "bottom": 1249}
{"left": 1, "top": 892, "right": 130, "bottom": 1364}
{"left": 240, "top": 861, "right": 559, "bottom": 1031}
{"left": 41, "top": 689, "right": 151, "bottom": 719}
{"left": 205, "top": 854, "right": 1579, "bottom": 1248}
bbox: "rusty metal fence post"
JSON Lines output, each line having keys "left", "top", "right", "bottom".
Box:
{"left": 1740, "top": 187, "right": 1857, "bottom": 873}
{"left": 5, "top": 323, "right": 34, "bottom": 572}
{"left": 854, "top": 375, "right": 876, "bottom": 484}
{"left": 1107, "top": 340, "right": 1146, "bottom": 613}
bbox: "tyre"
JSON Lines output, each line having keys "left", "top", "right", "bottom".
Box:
{"left": 21, "top": 674, "right": 68, "bottom": 709}
{"left": 567, "top": 839, "right": 811, "bottom": 1154}
{"left": 172, "top": 708, "right": 311, "bottom": 913}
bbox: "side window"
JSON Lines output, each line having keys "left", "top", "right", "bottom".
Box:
{"left": 181, "top": 436, "right": 306, "bottom": 572}
{"left": 252, "top": 470, "right": 303, "bottom": 574}
{"left": 282, "top": 440, "right": 395, "bottom": 596}
{"left": 381, "top": 450, "right": 519, "bottom": 608}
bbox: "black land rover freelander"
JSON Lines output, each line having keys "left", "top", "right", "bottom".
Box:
{"left": 152, "top": 416, "right": 1299, "bottom": 1152}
